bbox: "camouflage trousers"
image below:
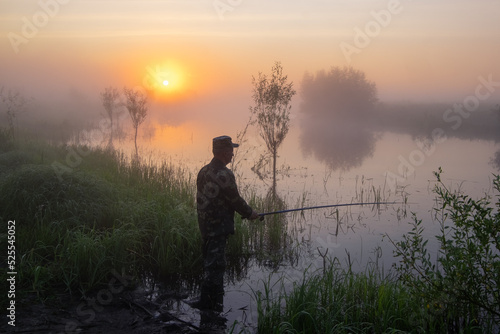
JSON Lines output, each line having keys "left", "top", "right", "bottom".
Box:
{"left": 200, "top": 235, "right": 227, "bottom": 309}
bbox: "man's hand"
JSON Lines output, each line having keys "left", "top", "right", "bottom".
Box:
{"left": 248, "top": 210, "right": 260, "bottom": 220}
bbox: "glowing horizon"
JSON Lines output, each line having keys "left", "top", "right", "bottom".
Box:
{"left": 1, "top": 0, "right": 499, "bottom": 112}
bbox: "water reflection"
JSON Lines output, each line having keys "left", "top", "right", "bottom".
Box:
{"left": 299, "top": 101, "right": 500, "bottom": 172}
{"left": 373, "top": 102, "right": 500, "bottom": 143}
{"left": 255, "top": 189, "right": 293, "bottom": 269}
{"left": 299, "top": 116, "right": 378, "bottom": 171}
{"left": 298, "top": 66, "right": 379, "bottom": 171}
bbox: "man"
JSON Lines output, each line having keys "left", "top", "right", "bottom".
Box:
{"left": 194, "top": 135, "right": 259, "bottom": 310}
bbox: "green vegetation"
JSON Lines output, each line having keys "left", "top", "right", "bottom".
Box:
{"left": 390, "top": 168, "right": 500, "bottom": 332}
{"left": 255, "top": 170, "right": 500, "bottom": 333}
{"left": 0, "top": 137, "right": 201, "bottom": 302}
{"left": 0, "top": 131, "right": 294, "bottom": 307}
{"left": 255, "top": 262, "right": 420, "bottom": 333}
{"left": 2, "top": 130, "right": 499, "bottom": 333}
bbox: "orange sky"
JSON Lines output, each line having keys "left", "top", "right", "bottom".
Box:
{"left": 1, "top": 0, "right": 500, "bottom": 132}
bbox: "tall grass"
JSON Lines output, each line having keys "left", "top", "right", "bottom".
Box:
{"left": 254, "top": 257, "right": 459, "bottom": 333}
{"left": 0, "top": 134, "right": 304, "bottom": 306}
{"left": 225, "top": 188, "right": 303, "bottom": 283}
{"left": 0, "top": 137, "right": 202, "bottom": 300}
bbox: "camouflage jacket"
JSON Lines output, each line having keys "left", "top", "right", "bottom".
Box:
{"left": 196, "top": 158, "right": 253, "bottom": 239}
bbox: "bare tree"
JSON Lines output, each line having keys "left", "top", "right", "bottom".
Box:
{"left": 100, "top": 87, "right": 121, "bottom": 148}
{"left": 250, "top": 61, "right": 296, "bottom": 191}
{"left": 1, "top": 88, "right": 28, "bottom": 141}
{"left": 123, "top": 87, "right": 148, "bottom": 158}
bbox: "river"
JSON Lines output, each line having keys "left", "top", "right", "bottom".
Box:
{"left": 100, "top": 111, "right": 499, "bottom": 331}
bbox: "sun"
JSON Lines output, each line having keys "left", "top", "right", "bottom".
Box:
{"left": 143, "top": 60, "right": 186, "bottom": 100}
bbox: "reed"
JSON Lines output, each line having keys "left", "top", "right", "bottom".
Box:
{"left": 0, "top": 134, "right": 303, "bottom": 303}
{"left": 255, "top": 257, "right": 428, "bottom": 333}
{"left": 0, "top": 137, "right": 202, "bottom": 297}
{"left": 354, "top": 175, "right": 390, "bottom": 204}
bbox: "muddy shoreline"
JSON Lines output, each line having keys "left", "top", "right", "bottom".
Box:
{"left": 2, "top": 288, "right": 231, "bottom": 334}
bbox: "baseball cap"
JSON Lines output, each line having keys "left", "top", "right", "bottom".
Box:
{"left": 213, "top": 135, "right": 239, "bottom": 150}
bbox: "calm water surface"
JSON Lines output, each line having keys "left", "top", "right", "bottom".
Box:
{"left": 115, "top": 122, "right": 499, "bottom": 331}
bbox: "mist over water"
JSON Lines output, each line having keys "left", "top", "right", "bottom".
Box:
{"left": 299, "top": 117, "right": 378, "bottom": 171}
{"left": 299, "top": 103, "right": 500, "bottom": 172}
{"left": 2, "top": 2, "right": 500, "bottom": 331}
{"left": 297, "top": 67, "right": 500, "bottom": 173}
{"left": 3, "top": 68, "right": 500, "bottom": 173}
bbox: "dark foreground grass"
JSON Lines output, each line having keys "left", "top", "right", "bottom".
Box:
{"left": 254, "top": 260, "right": 488, "bottom": 334}
{"left": 0, "top": 142, "right": 203, "bottom": 302}
{"left": 0, "top": 133, "right": 290, "bottom": 308}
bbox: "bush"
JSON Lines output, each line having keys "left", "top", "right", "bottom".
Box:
{"left": 391, "top": 168, "right": 500, "bottom": 332}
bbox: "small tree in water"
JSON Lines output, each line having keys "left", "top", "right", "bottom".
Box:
{"left": 123, "top": 87, "right": 148, "bottom": 159}
{"left": 250, "top": 61, "right": 296, "bottom": 191}
{"left": 100, "top": 86, "right": 120, "bottom": 149}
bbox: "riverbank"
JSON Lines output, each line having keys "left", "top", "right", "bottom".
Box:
{"left": 1, "top": 132, "right": 499, "bottom": 333}
{"left": 0, "top": 132, "right": 283, "bottom": 332}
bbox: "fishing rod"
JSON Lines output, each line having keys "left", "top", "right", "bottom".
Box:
{"left": 258, "top": 201, "right": 396, "bottom": 220}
